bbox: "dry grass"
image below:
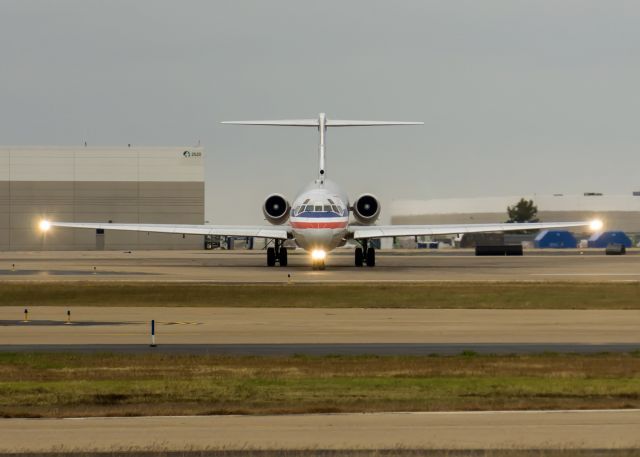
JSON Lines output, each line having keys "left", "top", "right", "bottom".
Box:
{"left": 1, "top": 282, "right": 640, "bottom": 309}
{"left": 1, "top": 352, "right": 639, "bottom": 418}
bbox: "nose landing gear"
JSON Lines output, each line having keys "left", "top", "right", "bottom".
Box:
{"left": 267, "top": 240, "right": 288, "bottom": 267}
{"left": 355, "top": 240, "right": 375, "bottom": 267}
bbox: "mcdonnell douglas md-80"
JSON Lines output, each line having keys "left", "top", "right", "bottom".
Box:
{"left": 40, "top": 113, "right": 602, "bottom": 269}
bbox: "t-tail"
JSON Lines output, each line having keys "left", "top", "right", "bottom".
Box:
{"left": 222, "top": 113, "right": 423, "bottom": 183}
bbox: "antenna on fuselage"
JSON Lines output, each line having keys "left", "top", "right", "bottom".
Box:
{"left": 221, "top": 113, "right": 423, "bottom": 184}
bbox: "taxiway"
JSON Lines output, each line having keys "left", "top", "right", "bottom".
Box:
{"left": 1, "top": 307, "right": 639, "bottom": 354}
{"left": 1, "top": 410, "right": 639, "bottom": 452}
{"left": 1, "top": 249, "right": 639, "bottom": 282}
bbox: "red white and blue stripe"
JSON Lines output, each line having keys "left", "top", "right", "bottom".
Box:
{"left": 290, "top": 211, "right": 349, "bottom": 230}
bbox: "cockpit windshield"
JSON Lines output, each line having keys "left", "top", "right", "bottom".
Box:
{"left": 293, "top": 199, "right": 345, "bottom": 216}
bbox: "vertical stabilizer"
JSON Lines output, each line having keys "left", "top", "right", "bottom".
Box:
{"left": 318, "top": 113, "right": 326, "bottom": 183}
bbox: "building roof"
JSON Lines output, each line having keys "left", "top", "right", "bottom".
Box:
{"left": 392, "top": 194, "right": 640, "bottom": 216}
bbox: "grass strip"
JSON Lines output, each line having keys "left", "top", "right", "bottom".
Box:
{"left": 1, "top": 282, "right": 640, "bottom": 309}
{"left": 0, "top": 352, "right": 639, "bottom": 418}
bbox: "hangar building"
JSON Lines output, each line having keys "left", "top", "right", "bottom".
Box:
{"left": 391, "top": 194, "right": 640, "bottom": 236}
{"left": 0, "top": 146, "right": 204, "bottom": 250}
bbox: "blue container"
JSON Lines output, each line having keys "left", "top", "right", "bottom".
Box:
{"left": 534, "top": 230, "right": 577, "bottom": 249}
{"left": 588, "top": 231, "right": 632, "bottom": 248}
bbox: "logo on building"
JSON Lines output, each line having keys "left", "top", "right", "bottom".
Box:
{"left": 183, "top": 150, "right": 202, "bottom": 158}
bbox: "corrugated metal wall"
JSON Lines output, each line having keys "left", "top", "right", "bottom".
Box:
{"left": 0, "top": 146, "right": 204, "bottom": 250}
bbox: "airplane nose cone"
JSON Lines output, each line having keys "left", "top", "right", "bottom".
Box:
{"left": 306, "top": 229, "right": 333, "bottom": 247}
{"left": 294, "top": 228, "right": 335, "bottom": 251}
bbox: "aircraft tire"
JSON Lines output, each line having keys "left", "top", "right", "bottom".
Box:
{"left": 366, "top": 247, "right": 376, "bottom": 267}
{"left": 267, "top": 247, "right": 276, "bottom": 267}
{"left": 355, "top": 247, "right": 364, "bottom": 267}
{"left": 279, "top": 247, "right": 288, "bottom": 266}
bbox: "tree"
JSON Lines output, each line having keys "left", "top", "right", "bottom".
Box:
{"left": 506, "top": 198, "right": 539, "bottom": 223}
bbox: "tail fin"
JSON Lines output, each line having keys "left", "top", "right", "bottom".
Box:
{"left": 222, "top": 113, "right": 423, "bottom": 183}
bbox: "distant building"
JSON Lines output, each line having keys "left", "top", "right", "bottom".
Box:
{"left": 0, "top": 146, "right": 204, "bottom": 250}
{"left": 392, "top": 194, "right": 640, "bottom": 236}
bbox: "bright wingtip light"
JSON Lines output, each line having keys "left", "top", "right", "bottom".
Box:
{"left": 589, "top": 219, "right": 603, "bottom": 231}
{"left": 311, "top": 249, "right": 326, "bottom": 261}
{"left": 39, "top": 220, "right": 51, "bottom": 232}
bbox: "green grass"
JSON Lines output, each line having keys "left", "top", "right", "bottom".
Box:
{"left": 2, "top": 282, "right": 640, "bottom": 308}
{"left": 1, "top": 352, "right": 639, "bottom": 418}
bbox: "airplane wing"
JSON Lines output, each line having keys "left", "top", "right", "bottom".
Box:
{"left": 47, "top": 222, "right": 289, "bottom": 239}
{"left": 350, "top": 221, "right": 598, "bottom": 239}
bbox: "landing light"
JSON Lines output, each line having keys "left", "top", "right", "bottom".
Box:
{"left": 39, "top": 220, "right": 51, "bottom": 232}
{"left": 311, "top": 249, "right": 326, "bottom": 261}
{"left": 589, "top": 219, "right": 603, "bottom": 231}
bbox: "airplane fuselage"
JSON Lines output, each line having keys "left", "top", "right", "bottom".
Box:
{"left": 288, "top": 179, "right": 351, "bottom": 252}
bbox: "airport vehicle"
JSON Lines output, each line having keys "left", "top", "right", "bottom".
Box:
{"left": 40, "top": 113, "right": 602, "bottom": 269}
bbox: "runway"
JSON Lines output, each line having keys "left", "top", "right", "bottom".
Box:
{"left": 1, "top": 307, "right": 639, "bottom": 353}
{"left": 1, "top": 249, "right": 640, "bottom": 282}
{"left": 1, "top": 410, "right": 639, "bottom": 451}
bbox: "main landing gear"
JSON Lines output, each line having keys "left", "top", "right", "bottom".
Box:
{"left": 354, "top": 240, "right": 375, "bottom": 267}
{"left": 267, "top": 239, "right": 288, "bottom": 267}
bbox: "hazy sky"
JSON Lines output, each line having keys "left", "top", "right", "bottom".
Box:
{"left": 1, "top": 1, "right": 639, "bottom": 223}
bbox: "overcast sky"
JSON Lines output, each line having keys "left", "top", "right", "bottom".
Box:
{"left": 1, "top": 1, "right": 639, "bottom": 223}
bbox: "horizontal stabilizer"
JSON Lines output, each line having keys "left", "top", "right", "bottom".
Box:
{"left": 221, "top": 119, "right": 423, "bottom": 127}
{"left": 222, "top": 119, "right": 320, "bottom": 127}
{"left": 326, "top": 120, "right": 423, "bottom": 127}
{"left": 222, "top": 113, "right": 423, "bottom": 183}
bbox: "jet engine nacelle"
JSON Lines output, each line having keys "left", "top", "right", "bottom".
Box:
{"left": 263, "top": 193, "right": 290, "bottom": 225}
{"left": 352, "top": 194, "right": 381, "bottom": 224}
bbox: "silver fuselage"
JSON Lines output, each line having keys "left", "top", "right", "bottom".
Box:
{"left": 288, "top": 179, "right": 351, "bottom": 252}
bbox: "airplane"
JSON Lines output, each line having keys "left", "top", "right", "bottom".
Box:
{"left": 39, "top": 113, "right": 603, "bottom": 269}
